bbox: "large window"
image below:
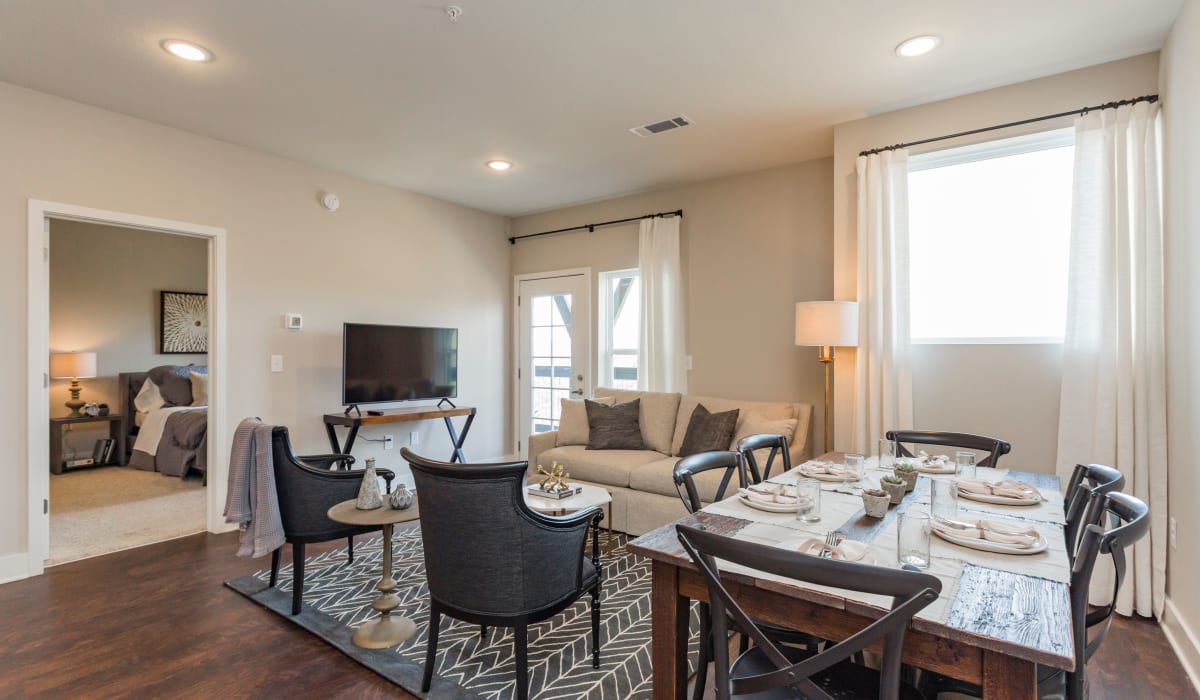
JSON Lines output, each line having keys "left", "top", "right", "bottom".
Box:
{"left": 907, "top": 129, "right": 1074, "bottom": 343}
{"left": 599, "top": 269, "right": 639, "bottom": 389}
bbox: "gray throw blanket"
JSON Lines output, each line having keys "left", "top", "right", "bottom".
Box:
{"left": 223, "top": 418, "right": 284, "bottom": 558}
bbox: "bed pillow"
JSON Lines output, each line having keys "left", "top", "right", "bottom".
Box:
{"left": 148, "top": 365, "right": 204, "bottom": 406}
{"left": 189, "top": 371, "right": 209, "bottom": 407}
{"left": 585, "top": 399, "right": 645, "bottom": 450}
{"left": 678, "top": 404, "right": 740, "bottom": 457}
{"left": 557, "top": 396, "right": 616, "bottom": 446}
{"left": 133, "top": 379, "right": 166, "bottom": 412}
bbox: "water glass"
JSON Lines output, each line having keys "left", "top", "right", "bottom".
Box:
{"left": 897, "top": 512, "right": 931, "bottom": 569}
{"left": 795, "top": 478, "right": 822, "bottom": 523}
{"left": 878, "top": 438, "right": 896, "bottom": 468}
{"left": 844, "top": 453, "right": 865, "bottom": 480}
{"left": 930, "top": 478, "right": 959, "bottom": 521}
{"left": 955, "top": 451, "right": 977, "bottom": 479}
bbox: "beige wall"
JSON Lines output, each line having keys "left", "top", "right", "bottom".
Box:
{"left": 1160, "top": 1, "right": 1200, "bottom": 679}
{"left": 49, "top": 220, "right": 208, "bottom": 415}
{"left": 2, "top": 81, "right": 510, "bottom": 561}
{"left": 830, "top": 53, "right": 1161, "bottom": 471}
{"left": 511, "top": 161, "right": 833, "bottom": 451}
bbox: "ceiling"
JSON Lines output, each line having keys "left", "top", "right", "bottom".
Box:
{"left": 0, "top": 1, "right": 1182, "bottom": 216}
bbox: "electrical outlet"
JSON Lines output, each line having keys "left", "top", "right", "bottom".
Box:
{"left": 1170, "top": 517, "right": 1178, "bottom": 550}
{"left": 270, "top": 355, "right": 284, "bottom": 372}
{"left": 383, "top": 434, "right": 394, "bottom": 450}
{"left": 685, "top": 355, "right": 693, "bottom": 371}
{"left": 409, "top": 431, "right": 419, "bottom": 446}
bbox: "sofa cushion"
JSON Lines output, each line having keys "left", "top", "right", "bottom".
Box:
{"left": 594, "top": 387, "right": 682, "bottom": 454}
{"left": 629, "top": 457, "right": 740, "bottom": 504}
{"left": 671, "top": 394, "right": 796, "bottom": 456}
{"left": 586, "top": 399, "right": 645, "bottom": 450}
{"left": 538, "top": 445, "right": 666, "bottom": 488}
{"left": 678, "top": 405, "right": 740, "bottom": 457}
{"left": 557, "top": 396, "right": 616, "bottom": 446}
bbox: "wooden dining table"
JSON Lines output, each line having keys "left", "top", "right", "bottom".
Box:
{"left": 627, "top": 452, "right": 1074, "bottom": 700}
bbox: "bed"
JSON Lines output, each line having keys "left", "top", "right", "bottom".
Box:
{"left": 118, "top": 367, "right": 209, "bottom": 481}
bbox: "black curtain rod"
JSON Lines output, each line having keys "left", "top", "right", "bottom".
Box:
{"left": 509, "top": 209, "right": 683, "bottom": 245}
{"left": 858, "top": 94, "right": 1159, "bottom": 158}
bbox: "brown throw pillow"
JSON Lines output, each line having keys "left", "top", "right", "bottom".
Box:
{"left": 678, "top": 404, "right": 741, "bottom": 457}
{"left": 585, "top": 399, "right": 645, "bottom": 450}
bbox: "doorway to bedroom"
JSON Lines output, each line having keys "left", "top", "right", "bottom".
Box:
{"left": 41, "top": 216, "right": 212, "bottom": 566}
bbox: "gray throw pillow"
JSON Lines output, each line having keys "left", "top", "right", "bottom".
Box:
{"left": 678, "top": 404, "right": 741, "bottom": 457}
{"left": 585, "top": 398, "right": 645, "bottom": 450}
{"left": 148, "top": 364, "right": 206, "bottom": 406}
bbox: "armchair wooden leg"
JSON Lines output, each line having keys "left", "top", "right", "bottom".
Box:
{"left": 591, "top": 582, "right": 601, "bottom": 669}
{"left": 480, "top": 625, "right": 488, "bottom": 639}
{"left": 346, "top": 536, "right": 354, "bottom": 564}
{"left": 515, "top": 623, "right": 530, "bottom": 700}
{"left": 269, "top": 547, "right": 281, "bottom": 588}
{"left": 693, "top": 602, "right": 711, "bottom": 700}
{"left": 291, "top": 542, "right": 306, "bottom": 616}
{"left": 422, "top": 604, "right": 442, "bottom": 693}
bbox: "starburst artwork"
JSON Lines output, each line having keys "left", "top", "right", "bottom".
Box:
{"left": 160, "top": 291, "right": 208, "bottom": 353}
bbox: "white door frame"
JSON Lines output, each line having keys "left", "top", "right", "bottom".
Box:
{"left": 26, "top": 200, "right": 229, "bottom": 578}
{"left": 512, "top": 268, "right": 592, "bottom": 456}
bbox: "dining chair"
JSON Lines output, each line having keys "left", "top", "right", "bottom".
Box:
{"left": 671, "top": 451, "right": 824, "bottom": 700}
{"left": 885, "top": 430, "right": 1012, "bottom": 468}
{"left": 736, "top": 433, "right": 792, "bottom": 483}
{"left": 1062, "top": 463, "right": 1125, "bottom": 563}
{"left": 266, "top": 426, "right": 395, "bottom": 615}
{"left": 403, "top": 448, "right": 604, "bottom": 700}
{"left": 676, "top": 522, "right": 940, "bottom": 700}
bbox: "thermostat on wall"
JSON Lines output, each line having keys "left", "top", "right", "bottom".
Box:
{"left": 285, "top": 313, "right": 303, "bottom": 331}
{"left": 320, "top": 192, "right": 340, "bottom": 212}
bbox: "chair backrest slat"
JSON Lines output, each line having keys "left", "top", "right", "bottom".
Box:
{"left": 737, "top": 433, "right": 792, "bottom": 482}
{"left": 1062, "top": 464, "right": 1125, "bottom": 562}
{"left": 671, "top": 451, "right": 746, "bottom": 513}
{"left": 885, "top": 430, "right": 1012, "bottom": 468}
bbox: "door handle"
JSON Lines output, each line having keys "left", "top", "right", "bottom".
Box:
{"left": 571, "top": 389, "right": 583, "bottom": 396}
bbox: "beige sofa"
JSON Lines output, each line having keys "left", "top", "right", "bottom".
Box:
{"left": 527, "top": 387, "right": 813, "bottom": 536}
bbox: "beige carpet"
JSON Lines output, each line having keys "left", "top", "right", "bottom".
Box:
{"left": 48, "top": 467, "right": 206, "bottom": 566}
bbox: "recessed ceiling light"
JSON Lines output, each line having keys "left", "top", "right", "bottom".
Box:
{"left": 895, "top": 35, "right": 941, "bottom": 58}
{"left": 486, "top": 160, "right": 513, "bottom": 171}
{"left": 161, "top": 39, "right": 214, "bottom": 63}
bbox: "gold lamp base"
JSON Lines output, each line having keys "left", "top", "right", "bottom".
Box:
{"left": 817, "top": 346, "right": 834, "bottom": 454}
{"left": 64, "top": 380, "right": 85, "bottom": 418}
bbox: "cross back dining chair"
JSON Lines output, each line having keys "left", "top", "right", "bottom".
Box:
{"left": 676, "top": 522, "right": 941, "bottom": 700}
{"left": 1062, "top": 463, "right": 1125, "bottom": 563}
{"left": 885, "top": 430, "right": 1012, "bottom": 468}
{"left": 737, "top": 433, "right": 792, "bottom": 483}
{"left": 403, "top": 448, "right": 604, "bottom": 700}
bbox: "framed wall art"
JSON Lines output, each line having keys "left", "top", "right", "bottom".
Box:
{"left": 160, "top": 291, "right": 209, "bottom": 354}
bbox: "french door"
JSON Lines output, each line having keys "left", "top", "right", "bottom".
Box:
{"left": 515, "top": 270, "right": 591, "bottom": 457}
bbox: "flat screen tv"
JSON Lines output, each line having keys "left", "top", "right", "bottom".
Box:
{"left": 342, "top": 323, "right": 458, "bottom": 406}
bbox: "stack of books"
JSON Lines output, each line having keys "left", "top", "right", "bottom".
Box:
{"left": 526, "top": 483, "right": 583, "bottom": 500}
{"left": 92, "top": 438, "right": 117, "bottom": 465}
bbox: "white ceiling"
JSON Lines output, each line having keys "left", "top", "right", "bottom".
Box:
{"left": 0, "top": 1, "right": 1182, "bottom": 216}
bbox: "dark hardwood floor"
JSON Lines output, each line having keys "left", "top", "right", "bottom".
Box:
{"left": 0, "top": 531, "right": 1193, "bottom": 699}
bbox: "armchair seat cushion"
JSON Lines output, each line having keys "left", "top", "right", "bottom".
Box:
{"left": 538, "top": 446, "right": 666, "bottom": 488}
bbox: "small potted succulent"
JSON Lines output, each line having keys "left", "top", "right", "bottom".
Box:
{"left": 880, "top": 475, "right": 907, "bottom": 504}
{"left": 893, "top": 462, "right": 919, "bottom": 492}
{"left": 861, "top": 488, "right": 890, "bottom": 518}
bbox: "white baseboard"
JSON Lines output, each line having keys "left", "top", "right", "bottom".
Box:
{"left": 0, "top": 552, "right": 32, "bottom": 585}
{"left": 1164, "top": 598, "right": 1200, "bottom": 694}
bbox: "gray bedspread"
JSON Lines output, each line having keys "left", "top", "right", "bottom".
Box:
{"left": 129, "top": 409, "right": 208, "bottom": 478}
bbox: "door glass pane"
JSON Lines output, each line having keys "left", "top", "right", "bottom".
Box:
{"left": 529, "top": 292, "right": 574, "bottom": 436}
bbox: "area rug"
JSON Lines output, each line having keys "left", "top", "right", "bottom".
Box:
{"left": 226, "top": 528, "right": 700, "bottom": 699}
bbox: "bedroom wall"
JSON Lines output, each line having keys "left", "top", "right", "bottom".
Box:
{"left": 49, "top": 219, "right": 208, "bottom": 415}
{"left": 0, "top": 80, "right": 510, "bottom": 569}
{"left": 510, "top": 160, "right": 834, "bottom": 454}
{"left": 829, "top": 52, "right": 1161, "bottom": 471}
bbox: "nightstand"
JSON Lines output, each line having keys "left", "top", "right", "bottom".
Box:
{"left": 49, "top": 415, "right": 126, "bottom": 474}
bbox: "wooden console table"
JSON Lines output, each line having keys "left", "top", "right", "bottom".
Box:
{"left": 322, "top": 405, "right": 477, "bottom": 463}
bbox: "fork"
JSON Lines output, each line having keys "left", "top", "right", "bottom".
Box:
{"left": 821, "top": 531, "right": 839, "bottom": 558}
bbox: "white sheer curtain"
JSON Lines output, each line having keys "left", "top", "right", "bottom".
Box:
{"left": 852, "top": 150, "right": 913, "bottom": 453}
{"left": 1056, "top": 101, "right": 1166, "bottom": 618}
{"left": 638, "top": 215, "right": 687, "bottom": 393}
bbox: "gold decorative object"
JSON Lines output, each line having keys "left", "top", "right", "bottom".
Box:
{"left": 537, "top": 462, "right": 572, "bottom": 492}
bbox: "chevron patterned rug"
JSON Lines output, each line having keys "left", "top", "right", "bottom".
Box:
{"left": 226, "top": 528, "right": 700, "bottom": 699}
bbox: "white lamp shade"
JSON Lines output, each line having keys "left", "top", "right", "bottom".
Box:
{"left": 795, "top": 301, "right": 859, "bottom": 347}
{"left": 50, "top": 352, "right": 98, "bottom": 379}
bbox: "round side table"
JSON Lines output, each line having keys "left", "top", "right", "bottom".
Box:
{"left": 327, "top": 498, "right": 422, "bottom": 649}
{"left": 525, "top": 483, "right": 614, "bottom": 552}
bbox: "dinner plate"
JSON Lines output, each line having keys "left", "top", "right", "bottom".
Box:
{"left": 775, "top": 537, "right": 878, "bottom": 564}
{"left": 931, "top": 526, "right": 1048, "bottom": 555}
{"left": 915, "top": 464, "right": 956, "bottom": 475}
{"left": 737, "top": 494, "right": 799, "bottom": 513}
{"left": 957, "top": 489, "right": 1043, "bottom": 506}
{"left": 797, "top": 468, "right": 860, "bottom": 483}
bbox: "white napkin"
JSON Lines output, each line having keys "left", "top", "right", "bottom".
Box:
{"left": 792, "top": 537, "right": 871, "bottom": 562}
{"left": 801, "top": 461, "right": 856, "bottom": 477}
{"left": 957, "top": 479, "right": 1041, "bottom": 501}
{"left": 740, "top": 483, "right": 799, "bottom": 505}
{"left": 932, "top": 517, "right": 1040, "bottom": 547}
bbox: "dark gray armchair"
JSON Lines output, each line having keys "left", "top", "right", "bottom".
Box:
{"left": 402, "top": 448, "right": 603, "bottom": 700}
{"left": 267, "top": 426, "right": 394, "bottom": 615}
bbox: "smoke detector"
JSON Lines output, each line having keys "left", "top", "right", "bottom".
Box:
{"left": 629, "top": 115, "right": 693, "bottom": 138}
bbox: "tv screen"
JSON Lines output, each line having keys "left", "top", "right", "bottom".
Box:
{"left": 342, "top": 323, "right": 458, "bottom": 405}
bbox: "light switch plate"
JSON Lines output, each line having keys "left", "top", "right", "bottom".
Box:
{"left": 270, "top": 355, "right": 284, "bottom": 372}
{"left": 685, "top": 355, "right": 693, "bottom": 371}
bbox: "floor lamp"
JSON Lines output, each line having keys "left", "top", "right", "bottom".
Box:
{"left": 794, "top": 301, "right": 858, "bottom": 454}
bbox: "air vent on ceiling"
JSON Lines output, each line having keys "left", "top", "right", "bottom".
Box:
{"left": 629, "top": 115, "right": 693, "bottom": 138}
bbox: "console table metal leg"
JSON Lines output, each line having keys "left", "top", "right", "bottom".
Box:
{"left": 444, "top": 411, "right": 475, "bottom": 463}
{"left": 324, "top": 421, "right": 342, "bottom": 453}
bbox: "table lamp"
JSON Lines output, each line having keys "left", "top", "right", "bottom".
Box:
{"left": 795, "top": 302, "right": 858, "bottom": 454}
{"left": 50, "top": 352, "right": 98, "bottom": 418}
